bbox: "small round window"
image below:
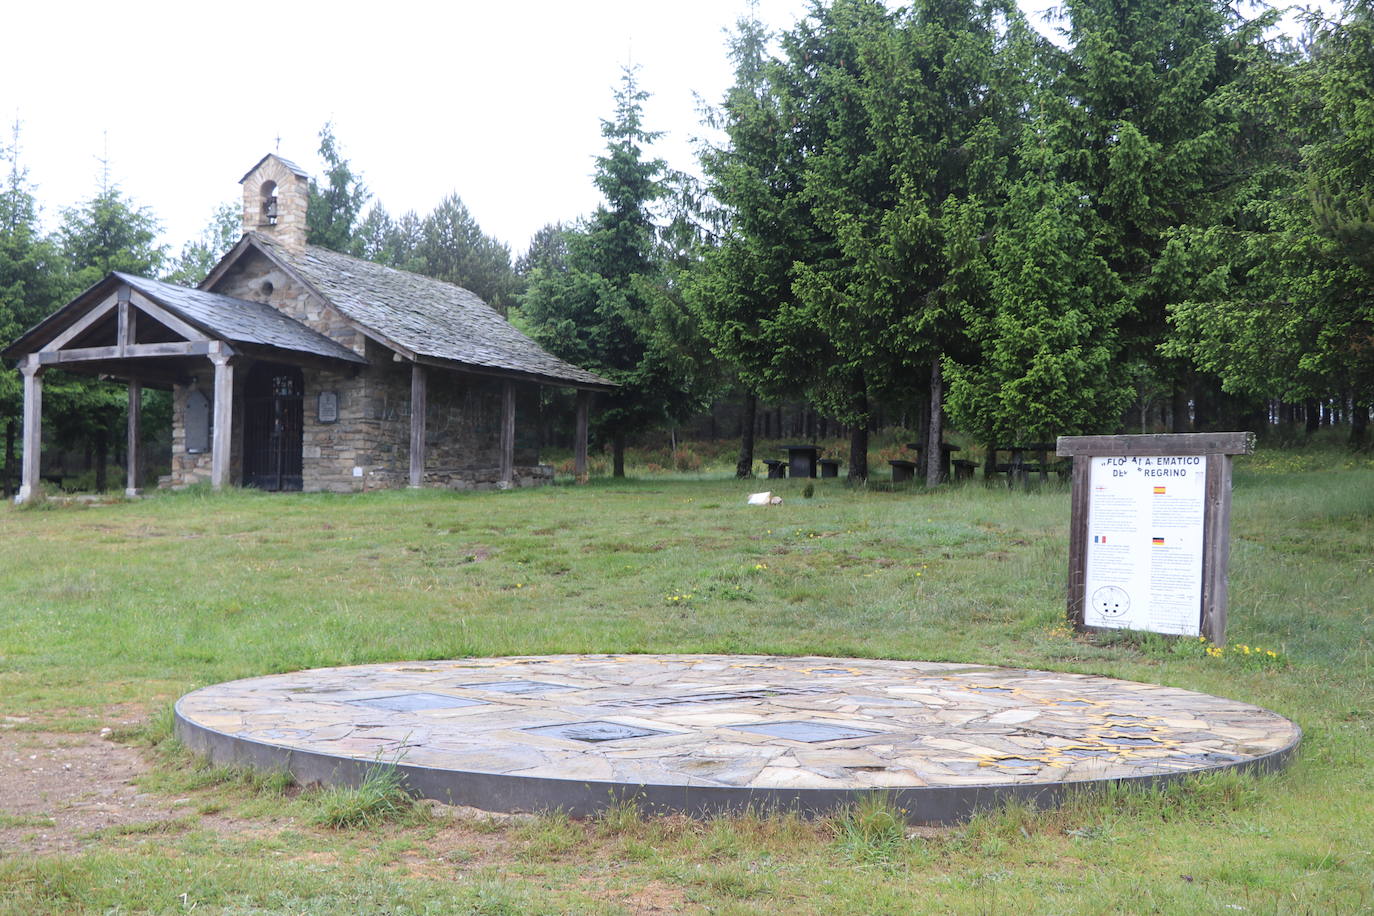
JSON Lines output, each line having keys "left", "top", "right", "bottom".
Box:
{"left": 260, "top": 280, "right": 274, "bottom": 297}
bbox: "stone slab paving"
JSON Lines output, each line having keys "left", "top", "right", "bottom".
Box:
{"left": 174, "top": 655, "right": 1300, "bottom": 824}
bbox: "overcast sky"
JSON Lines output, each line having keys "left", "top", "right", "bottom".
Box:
{"left": 4, "top": 0, "right": 1062, "bottom": 258}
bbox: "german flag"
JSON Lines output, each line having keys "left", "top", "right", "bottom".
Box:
{"left": 1152, "top": 537, "right": 1165, "bottom": 545}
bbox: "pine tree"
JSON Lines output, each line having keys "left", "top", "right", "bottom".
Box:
{"left": 47, "top": 167, "right": 169, "bottom": 490}
{"left": 1165, "top": 3, "right": 1374, "bottom": 444}
{"left": 0, "top": 122, "right": 67, "bottom": 491}
{"left": 164, "top": 202, "right": 240, "bottom": 286}
{"left": 414, "top": 194, "right": 520, "bottom": 316}
{"left": 787, "top": 0, "right": 1029, "bottom": 481}
{"left": 516, "top": 223, "right": 571, "bottom": 277}
{"left": 689, "top": 5, "right": 837, "bottom": 477}
{"left": 307, "top": 123, "right": 370, "bottom": 252}
{"left": 520, "top": 67, "right": 708, "bottom": 475}
{"left": 58, "top": 172, "right": 166, "bottom": 291}
{"left": 1048, "top": 0, "right": 1277, "bottom": 431}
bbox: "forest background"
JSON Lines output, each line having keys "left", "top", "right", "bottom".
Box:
{"left": 2, "top": 0, "right": 1371, "bottom": 489}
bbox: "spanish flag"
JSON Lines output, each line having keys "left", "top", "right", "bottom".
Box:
{"left": 1153, "top": 486, "right": 1167, "bottom": 494}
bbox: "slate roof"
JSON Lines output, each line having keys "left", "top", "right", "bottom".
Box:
{"left": 1, "top": 272, "right": 366, "bottom": 365}
{"left": 239, "top": 153, "right": 309, "bottom": 184}
{"left": 248, "top": 233, "right": 612, "bottom": 389}
{"left": 116, "top": 273, "right": 366, "bottom": 364}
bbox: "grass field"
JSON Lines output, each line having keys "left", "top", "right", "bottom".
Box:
{"left": 0, "top": 450, "right": 1371, "bottom": 913}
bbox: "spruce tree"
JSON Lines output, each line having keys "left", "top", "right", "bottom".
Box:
{"left": 690, "top": 6, "right": 832, "bottom": 477}
{"left": 307, "top": 123, "right": 370, "bottom": 252}
{"left": 1047, "top": 0, "right": 1276, "bottom": 431}
{"left": 0, "top": 124, "right": 67, "bottom": 491}
{"left": 520, "top": 67, "right": 708, "bottom": 475}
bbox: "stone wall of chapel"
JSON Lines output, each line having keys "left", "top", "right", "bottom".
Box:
{"left": 166, "top": 368, "right": 244, "bottom": 489}
{"left": 163, "top": 344, "right": 549, "bottom": 493}
{"left": 208, "top": 248, "right": 365, "bottom": 357}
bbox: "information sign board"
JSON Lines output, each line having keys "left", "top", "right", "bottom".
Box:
{"left": 1084, "top": 455, "right": 1206, "bottom": 635}
{"left": 1058, "top": 432, "right": 1255, "bottom": 644}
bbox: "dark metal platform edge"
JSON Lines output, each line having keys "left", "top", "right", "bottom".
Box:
{"left": 173, "top": 702, "right": 1301, "bottom": 826}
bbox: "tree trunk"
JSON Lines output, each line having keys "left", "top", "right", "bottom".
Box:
{"left": 1171, "top": 382, "right": 1192, "bottom": 433}
{"left": 847, "top": 375, "right": 868, "bottom": 482}
{"left": 612, "top": 429, "right": 626, "bottom": 478}
{"left": 926, "top": 357, "right": 945, "bottom": 486}
{"left": 736, "top": 393, "right": 757, "bottom": 478}
{"left": 95, "top": 428, "right": 108, "bottom": 492}
{"left": 1351, "top": 400, "right": 1369, "bottom": 450}
{"left": 847, "top": 423, "right": 868, "bottom": 482}
{"left": 984, "top": 440, "right": 997, "bottom": 483}
{"left": 1304, "top": 398, "right": 1320, "bottom": 435}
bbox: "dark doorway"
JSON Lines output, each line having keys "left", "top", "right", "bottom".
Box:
{"left": 243, "top": 363, "right": 304, "bottom": 491}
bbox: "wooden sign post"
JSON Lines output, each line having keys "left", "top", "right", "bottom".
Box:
{"left": 1057, "top": 432, "right": 1255, "bottom": 645}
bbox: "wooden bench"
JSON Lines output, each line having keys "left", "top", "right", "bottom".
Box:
{"left": 762, "top": 459, "right": 787, "bottom": 479}
{"left": 951, "top": 459, "right": 977, "bottom": 481}
{"left": 817, "top": 458, "right": 841, "bottom": 478}
{"left": 889, "top": 459, "right": 918, "bottom": 483}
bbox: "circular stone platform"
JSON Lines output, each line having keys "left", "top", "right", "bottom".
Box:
{"left": 174, "top": 655, "right": 1300, "bottom": 824}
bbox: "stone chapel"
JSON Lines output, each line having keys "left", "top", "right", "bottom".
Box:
{"left": 4, "top": 154, "right": 611, "bottom": 501}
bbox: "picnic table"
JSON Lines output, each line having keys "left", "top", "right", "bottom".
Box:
{"left": 780, "top": 444, "right": 821, "bottom": 479}
{"left": 905, "top": 442, "right": 961, "bottom": 482}
{"left": 991, "top": 442, "right": 1057, "bottom": 486}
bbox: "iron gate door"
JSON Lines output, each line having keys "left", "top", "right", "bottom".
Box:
{"left": 243, "top": 364, "right": 304, "bottom": 491}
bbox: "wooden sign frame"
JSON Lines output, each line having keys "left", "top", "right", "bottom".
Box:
{"left": 1058, "top": 432, "right": 1255, "bottom": 645}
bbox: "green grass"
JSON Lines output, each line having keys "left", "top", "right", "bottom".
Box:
{"left": 0, "top": 451, "right": 1371, "bottom": 913}
{"left": 309, "top": 762, "right": 418, "bottom": 829}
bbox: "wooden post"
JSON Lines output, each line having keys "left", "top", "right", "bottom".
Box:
{"left": 210, "top": 349, "right": 234, "bottom": 491}
{"left": 18, "top": 356, "right": 43, "bottom": 503}
{"left": 1200, "top": 453, "right": 1234, "bottom": 645}
{"left": 126, "top": 381, "right": 142, "bottom": 498}
{"left": 1065, "top": 456, "right": 1091, "bottom": 628}
{"left": 409, "top": 363, "right": 427, "bottom": 487}
{"left": 117, "top": 284, "right": 133, "bottom": 357}
{"left": 500, "top": 380, "right": 516, "bottom": 488}
{"left": 574, "top": 390, "right": 590, "bottom": 484}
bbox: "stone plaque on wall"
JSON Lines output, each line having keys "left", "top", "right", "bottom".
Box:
{"left": 318, "top": 390, "right": 339, "bottom": 424}
{"left": 186, "top": 390, "right": 210, "bottom": 453}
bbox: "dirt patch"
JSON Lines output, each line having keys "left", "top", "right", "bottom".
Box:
{"left": 615, "top": 880, "right": 690, "bottom": 913}
{"left": 0, "top": 729, "right": 190, "bottom": 856}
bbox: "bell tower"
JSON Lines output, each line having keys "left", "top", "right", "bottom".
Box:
{"left": 240, "top": 154, "right": 310, "bottom": 253}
